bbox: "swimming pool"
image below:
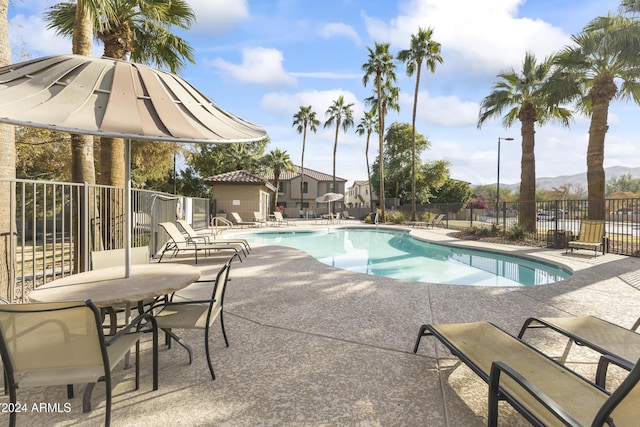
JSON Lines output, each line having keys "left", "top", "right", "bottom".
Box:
{"left": 232, "top": 228, "right": 571, "bottom": 287}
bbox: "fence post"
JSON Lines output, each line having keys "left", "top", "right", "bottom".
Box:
{"left": 82, "top": 182, "right": 90, "bottom": 273}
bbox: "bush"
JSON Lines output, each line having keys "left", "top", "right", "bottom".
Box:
{"left": 387, "top": 211, "right": 405, "bottom": 224}
{"left": 505, "top": 223, "right": 526, "bottom": 240}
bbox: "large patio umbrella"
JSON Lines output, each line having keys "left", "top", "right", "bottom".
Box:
{"left": 0, "top": 54, "right": 267, "bottom": 276}
{"left": 316, "top": 192, "right": 344, "bottom": 215}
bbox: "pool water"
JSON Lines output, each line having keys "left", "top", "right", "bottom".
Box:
{"left": 232, "top": 228, "right": 571, "bottom": 286}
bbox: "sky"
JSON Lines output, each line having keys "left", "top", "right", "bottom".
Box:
{"left": 7, "top": 0, "right": 637, "bottom": 189}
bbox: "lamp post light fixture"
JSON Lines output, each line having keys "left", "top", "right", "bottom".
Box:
{"left": 496, "top": 137, "right": 514, "bottom": 224}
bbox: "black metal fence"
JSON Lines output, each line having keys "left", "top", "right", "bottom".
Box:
{"left": 392, "top": 198, "right": 640, "bottom": 257}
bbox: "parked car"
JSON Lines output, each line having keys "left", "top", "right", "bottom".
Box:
{"left": 537, "top": 212, "right": 556, "bottom": 221}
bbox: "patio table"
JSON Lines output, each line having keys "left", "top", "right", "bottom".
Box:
{"left": 29, "top": 264, "right": 201, "bottom": 307}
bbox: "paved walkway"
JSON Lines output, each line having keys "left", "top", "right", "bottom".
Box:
{"left": 11, "top": 223, "right": 640, "bottom": 426}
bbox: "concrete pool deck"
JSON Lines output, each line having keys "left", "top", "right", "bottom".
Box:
{"left": 11, "top": 222, "right": 640, "bottom": 426}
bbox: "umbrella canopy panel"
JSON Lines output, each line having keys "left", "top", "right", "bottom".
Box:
{"left": 0, "top": 55, "right": 267, "bottom": 143}
{"left": 316, "top": 193, "right": 344, "bottom": 203}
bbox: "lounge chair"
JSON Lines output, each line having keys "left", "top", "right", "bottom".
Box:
{"left": 175, "top": 219, "right": 251, "bottom": 253}
{"left": 0, "top": 300, "right": 158, "bottom": 427}
{"left": 230, "top": 212, "right": 260, "bottom": 228}
{"left": 158, "top": 222, "right": 244, "bottom": 263}
{"left": 567, "top": 220, "right": 605, "bottom": 257}
{"left": 412, "top": 213, "right": 444, "bottom": 229}
{"left": 253, "top": 211, "right": 269, "bottom": 227}
{"left": 154, "top": 254, "right": 237, "bottom": 380}
{"left": 342, "top": 211, "right": 355, "bottom": 220}
{"left": 272, "top": 211, "right": 292, "bottom": 226}
{"left": 413, "top": 321, "right": 640, "bottom": 426}
{"left": 518, "top": 316, "right": 640, "bottom": 382}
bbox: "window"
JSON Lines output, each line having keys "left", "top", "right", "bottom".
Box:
{"left": 278, "top": 182, "right": 284, "bottom": 193}
{"left": 328, "top": 183, "right": 334, "bottom": 192}
{"left": 302, "top": 182, "right": 308, "bottom": 193}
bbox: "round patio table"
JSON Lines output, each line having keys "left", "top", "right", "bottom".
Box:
{"left": 29, "top": 263, "right": 201, "bottom": 307}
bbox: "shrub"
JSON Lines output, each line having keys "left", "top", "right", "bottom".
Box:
{"left": 505, "top": 223, "right": 526, "bottom": 240}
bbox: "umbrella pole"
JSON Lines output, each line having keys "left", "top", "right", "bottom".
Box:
{"left": 125, "top": 139, "right": 132, "bottom": 278}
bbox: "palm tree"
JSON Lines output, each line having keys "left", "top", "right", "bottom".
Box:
{"left": 292, "top": 106, "right": 320, "bottom": 212}
{"left": 362, "top": 42, "right": 397, "bottom": 221}
{"left": 324, "top": 95, "right": 355, "bottom": 205}
{"left": 478, "top": 52, "right": 572, "bottom": 231}
{"left": 46, "top": 0, "right": 195, "bottom": 188}
{"left": 262, "top": 149, "right": 296, "bottom": 213}
{"left": 355, "top": 110, "right": 377, "bottom": 209}
{"left": 0, "top": 0, "right": 15, "bottom": 299}
{"left": 553, "top": 13, "right": 640, "bottom": 220}
{"left": 225, "top": 143, "right": 259, "bottom": 172}
{"left": 397, "top": 27, "right": 443, "bottom": 222}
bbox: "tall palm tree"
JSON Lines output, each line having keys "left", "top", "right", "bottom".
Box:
{"left": 553, "top": 13, "right": 640, "bottom": 220}
{"left": 324, "top": 95, "right": 355, "bottom": 204}
{"left": 362, "top": 42, "right": 397, "bottom": 221}
{"left": 0, "top": 0, "right": 15, "bottom": 299}
{"left": 46, "top": 0, "right": 195, "bottom": 188}
{"left": 478, "top": 52, "right": 572, "bottom": 231}
{"left": 355, "top": 110, "right": 377, "bottom": 209}
{"left": 397, "top": 27, "right": 443, "bottom": 221}
{"left": 292, "top": 106, "right": 320, "bottom": 212}
{"left": 262, "top": 148, "right": 296, "bottom": 213}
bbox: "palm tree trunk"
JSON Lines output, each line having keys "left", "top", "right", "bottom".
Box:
{"left": 333, "top": 122, "right": 339, "bottom": 214}
{"left": 377, "top": 73, "right": 385, "bottom": 221}
{"left": 410, "top": 65, "right": 421, "bottom": 222}
{"left": 71, "top": 0, "right": 96, "bottom": 270}
{"left": 586, "top": 77, "right": 615, "bottom": 220}
{"left": 98, "top": 136, "right": 125, "bottom": 248}
{"left": 0, "top": 0, "right": 15, "bottom": 300}
{"left": 300, "top": 126, "right": 307, "bottom": 214}
{"left": 365, "top": 131, "right": 373, "bottom": 209}
{"left": 519, "top": 119, "right": 536, "bottom": 232}
{"left": 272, "top": 171, "right": 280, "bottom": 213}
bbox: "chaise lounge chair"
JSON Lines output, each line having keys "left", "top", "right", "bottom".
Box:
{"left": 567, "top": 220, "right": 605, "bottom": 257}
{"left": 413, "top": 321, "right": 640, "bottom": 426}
{"left": 230, "top": 212, "right": 260, "bottom": 228}
{"left": 158, "top": 222, "right": 244, "bottom": 263}
{"left": 175, "top": 219, "right": 251, "bottom": 254}
{"left": 518, "top": 315, "right": 640, "bottom": 381}
{"left": 272, "top": 211, "right": 293, "bottom": 226}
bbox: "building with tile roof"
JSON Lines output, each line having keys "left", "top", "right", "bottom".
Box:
{"left": 204, "top": 170, "right": 276, "bottom": 222}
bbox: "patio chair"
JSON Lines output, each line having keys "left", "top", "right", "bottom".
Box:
{"left": 0, "top": 300, "right": 158, "bottom": 427}
{"left": 158, "top": 222, "right": 244, "bottom": 264}
{"left": 567, "top": 220, "right": 605, "bottom": 257}
{"left": 342, "top": 211, "right": 355, "bottom": 220}
{"left": 431, "top": 213, "right": 446, "bottom": 228}
{"left": 153, "top": 253, "right": 237, "bottom": 380}
{"left": 518, "top": 315, "right": 640, "bottom": 384}
{"left": 272, "top": 211, "right": 292, "bottom": 226}
{"left": 175, "top": 219, "right": 251, "bottom": 254}
{"left": 230, "top": 212, "right": 260, "bottom": 228}
{"left": 90, "top": 246, "right": 155, "bottom": 334}
{"left": 253, "top": 211, "right": 268, "bottom": 227}
{"left": 413, "top": 321, "right": 640, "bottom": 426}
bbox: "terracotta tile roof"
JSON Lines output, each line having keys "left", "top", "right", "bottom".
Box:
{"left": 204, "top": 170, "right": 276, "bottom": 191}
{"left": 266, "top": 165, "right": 346, "bottom": 182}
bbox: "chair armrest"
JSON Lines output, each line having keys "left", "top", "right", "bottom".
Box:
{"left": 488, "top": 361, "right": 581, "bottom": 427}
{"left": 595, "top": 354, "right": 633, "bottom": 388}
{"left": 105, "top": 311, "right": 157, "bottom": 346}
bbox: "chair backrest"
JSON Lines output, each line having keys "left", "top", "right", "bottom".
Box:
{"left": 577, "top": 220, "right": 605, "bottom": 243}
{"left": 90, "top": 246, "right": 150, "bottom": 269}
{"left": 0, "top": 301, "right": 105, "bottom": 375}
{"left": 433, "top": 213, "right": 445, "bottom": 223}
{"left": 159, "top": 222, "right": 190, "bottom": 250}
{"left": 176, "top": 219, "right": 199, "bottom": 239}
{"left": 273, "top": 211, "right": 285, "bottom": 221}
{"left": 206, "top": 254, "right": 237, "bottom": 316}
{"left": 230, "top": 212, "right": 244, "bottom": 223}
{"left": 254, "top": 212, "right": 265, "bottom": 222}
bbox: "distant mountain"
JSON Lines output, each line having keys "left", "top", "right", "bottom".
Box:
{"left": 501, "top": 166, "right": 640, "bottom": 191}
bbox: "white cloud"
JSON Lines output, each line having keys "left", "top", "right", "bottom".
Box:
{"left": 9, "top": 14, "right": 98, "bottom": 58}
{"left": 261, "top": 89, "right": 365, "bottom": 121}
{"left": 400, "top": 91, "right": 479, "bottom": 126}
{"left": 363, "top": 0, "right": 570, "bottom": 75}
{"left": 188, "top": 0, "right": 249, "bottom": 33}
{"left": 211, "top": 47, "right": 296, "bottom": 86}
{"left": 319, "top": 22, "right": 362, "bottom": 45}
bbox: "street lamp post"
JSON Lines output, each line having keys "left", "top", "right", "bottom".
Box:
{"left": 496, "top": 137, "right": 514, "bottom": 225}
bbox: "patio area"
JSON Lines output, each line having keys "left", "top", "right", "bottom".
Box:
{"left": 8, "top": 224, "right": 640, "bottom": 426}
